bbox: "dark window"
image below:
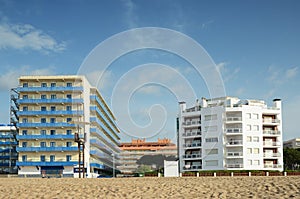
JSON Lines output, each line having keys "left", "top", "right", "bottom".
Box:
{"left": 50, "top": 118, "right": 56, "bottom": 123}
{"left": 41, "top": 95, "right": 46, "bottom": 99}
{"left": 50, "top": 83, "right": 56, "bottom": 87}
{"left": 66, "top": 130, "right": 72, "bottom": 135}
{"left": 66, "top": 155, "right": 71, "bottom": 162}
{"left": 22, "top": 155, "right": 27, "bottom": 162}
{"left": 40, "top": 155, "right": 46, "bottom": 162}
{"left": 40, "top": 130, "right": 46, "bottom": 135}
{"left": 67, "top": 83, "right": 72, "bottom": 87}
{"left": 23, "top": 83, "right": 28, "bottom": 87}
{"left": 66, "top": 106, "right": 72, "bottom": 111}
{"left": 51, "top": 94, "right": 56, "bottom": 99}
{"left": 22, "top": 142, "right": 27, "bottom": 147}
{"left": 23, "top": 95, "right": 28, "bottom": 99}
{"left": 41, "top": 106, "right": 46, "bottom": 111}
{"left": 41, "top": 83, "right": 47, "bottom": 87}
{"left": 41, "top": 118, "right": 46, "bottom": 123}
{"left": 66, "top": 142, "right": 72, "bottom": 147}
{"left": 40, "top": 142, "right": 46, "bottom": 147}
{"left": 66, "top": 118, "right": 72, "bottom": 122}
{"left": 51, "top": 106, "right": 56, "bottom": 111}
{"left": 22, "top": 118, "right": 28, "bottom": 123}
{"left": 50, "top": 142, "right": 56, "bottom": 147}
{"left": 50, "top": 130, "right": 56, "bottom": 135}
{"left": 23, "top": 106, "right": 28, "bottom": 111}
{"left": 22, "top": 130, "right": 27, "bottom": 135}
{"left": 50, "top": 155, "right": 55, "bottom": 162}
{"left": 66, "top": 94, "right": 72, "bottom": 99}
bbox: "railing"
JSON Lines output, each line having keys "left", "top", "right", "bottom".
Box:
{"left": 225, "top": 128, "right": 242, "bottom": 134}
{"left": 182, "top": 131, "right": 201, "bottom": 137}
{"left": 263, "top": 130, "right": 281, "bottom": 135}
{"left": 18, "top": 86, "right": 83, "bottom": 92}
{"left": 16, "top": 146, "right": 78, "bottom": 152}
{"left": 17, "top": 122, "right": 76, "bottom": 128}
{"left": 263, "top": 119, "right": 280, "bottom": 123}
{"left": 226, "top": 164, "right": 243, "bottom": 168}
{"left": 264, "top": 164, "right": 282, "bottom": 168}
{"left": 183, "top": 154, "right": 201, "bottom": 159}
{"left": 16, "top": 161, "right": 77, "bottom": 166}
{"left": 225, "top": 117, "right": 242, "bottom": 122}
{"left": 227, "top": 152, "right": 243, "bottom": 157}
{"left": 184, "top": 142, "right": 201, "bottom": 148}
{"left": 18, "top": 110, "right": 84, "bottom": 116}
{"left": 226, "top": 140, "right": 243, "bottom": 146}
{"left": 0, "top": 141, "right": 18, "bottom": 145}
{"left": 263, "top": 153, "right": 281, "bottom": 157}
{"left": 183, "top": 165, "right": 202, "bottom": 170}
{"left": 17, "top": 99, "right": 84, "bottom": 104}
{"left": 182, "top": 121, "right": 201, "bottom": 126}
{"left": 263, "top": 141, "right": 281, "bottom": 147}
{"left": 17, "top": 135, "right": 74, "bottom": 140}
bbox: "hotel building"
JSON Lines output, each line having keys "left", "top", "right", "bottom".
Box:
{"left": 14, "top": 75, "right": 120, "bottom": 178}
{"left": 177, "top": 97, "right": 283, "bottom": 172}
{"left": 118, "top": 138, "right": 177, "bottom": 174}
{"left": 283, "top": 138, "right": 300, "bottom": 149}
{"left": 0, "top": 125, "right": 18, "bottom": 174}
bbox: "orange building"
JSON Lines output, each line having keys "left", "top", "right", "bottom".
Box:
{"left": 118, "top": 138, "right": 177, "bottom": 174}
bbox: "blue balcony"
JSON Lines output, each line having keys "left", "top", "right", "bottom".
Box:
{"left": 17, "top": 135, "right": 74, "bottom": 140}
{"left": 18, "top": 86, "right": 83, "bottom": 92}
{"left": 18, "top": 110, "right": 84, "bottom": 116}
{"left": 90, "top": 139, "right": 113, "bottom": 155}
{"left": 90, "top": 162, "right": 105, "bottom": 169}
{"left": 17, "top": 98, "right": 84, "bottom": 104}
{"left": 90, "top": 117, "right": 119, "bottom": 141}
{"left": 0, "top": 141, "right": 18, "bottom": 145}
{"left": 17, "top": 146, "right": 78, "bottom": 152}
{"left": 17, "top": 161, "right": 77, "bottom": 166}
{"left": 90, "top": 128, "right": 120, "bottom": 153}
{"left": 17, "top": 123, "right": 76, "bottom": 128}
{"left": 0, "top": 135, "right": 13, "bottom": 139}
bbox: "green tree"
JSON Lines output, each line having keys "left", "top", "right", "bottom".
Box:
{"left": 283, "top": 148, "right": 300, "bottom": 170}
{"left": 134, "top": 164, "right": 152, "bottom": 174}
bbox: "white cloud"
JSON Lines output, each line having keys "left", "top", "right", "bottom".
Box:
{"left": 216, "top": 62, "right": 240, "bottom": 82}
{"left": 0, "top": 66, "right": 55, "bottom": 91}
{"left": 122, "top": 0, "right": 138, "bottom": 28}
{"left": 0, "top": 21, "right": 66, "bottom": 52}
{"left": 285, "top": 67, "right": 298, "bottom": 79}
{"left": 267, "top": 65, "right": 298, "bottom": 84}
{"left": 85, "top": 70, "right": 113, "bottom": 90}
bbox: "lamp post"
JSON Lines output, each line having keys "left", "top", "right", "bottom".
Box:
{"left": 112, "top": 153, "right": 115, "bottom": 178}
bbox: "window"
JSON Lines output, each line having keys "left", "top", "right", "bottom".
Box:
{"left": 50, "top": 142, "right": 56, "bottom": 147}
{"left": 253, "top": 148, "right": 259, "bottom": 154}
{"left": 22, "top": 155, "right": 27, "bottom": 162}
{"left": 50, "top": 83, "right": 56, "bottom": 87}
{"left": 66, "top": 118, "right": 72, "bottom": 122}
{"left": 23, "top": 95, "right": 28, "bottom": 99}
{"left": 247, "top": 148, "right": 252, "bottom": 154}
{"left": 66, "top": 142, "right": 72, "bottom": 147}
{"left": 205, "top": 137, "right": 218, "bottom": 142}
{"left": 205, "top": 160, "right": 218, "bottom": 166}
{"left": 50, "top": 118, "right": 56, "bottom": 123}
{"left": 253, "top": 136, "right": 259, "bottom": 142}
{"left": 247, "top": 136, "right": 252, "bottom": 142}
{"left": 23, "top": 106, "right": 28, "bottom": 111}
{"left": 206, "top": 149, "right": 218, "bottom": 155}
{"left": 22, "top": 118, "right": 28, "bottom": 123}
{"left": 253, "top": 113, "right": 259, "bottom": 119}
{"left": 67, "top": 82, "right": 72, "bottom": 87}
{"left": 50, "top": 130, "right": 56, "bottom": 135}
{"left": 204, "top": 126, "right": 217, "bottom": 132}
{"left": 66, "top": 130, "right": 72, "bottom": 135}
{"left": 41, "top": 118, "right": 46, "bottom": 123}
{"left": 66, "top": 155, "right": 72, "bottom": 162}
{"left": 22, "top": 130, "right": 27, "bottom": 135}
{"left": 41, "top": 94, "right": 47, "bottom": 99}
{"left": 41, "top": 83, "right": 47, "bottom": 87}
{"left": 41, "top": 106, "right": 47, "bottom": 111}
{"left": 253, "top": 125, "right": 259, "bottom": 131}
{"left": 253, "top": 160, "right": 260, "bottom": 165}
{"left": 66, "top": 94, "right": 72, "bottom": 99}
{"left": 40, "top": 130, "right": 46, "bottom": 135}
{"left": 246, "top": 125, "right": 251, "bottom": 131}
{"left": 204, "top": 114, "right": 217, "bottom": 121}
{"left": 22, "top": 142, "right": 27, "bottom": 147}
{"left": 40, "top": 142, "right": 46, "bottom": 147}
{"left": 51, "top": 94, "right": 57, "bottom": 99}
{"left": 40, "top": 155, "right": 46, "bottom": 162}
{"left": 248, "top": 160, "right": 252, "bottom": 165}
{"left": 51, "top": 106, "right": 56, "bottom": 111}
{"left": 66, "top": 106, "right": 72, "bottom": 111}
{"left": 246, "top": 113, "right": 251, "bottom": 119}
{"left": 50, "top": 155, "right": 55, "bottom": 162}
{"left": 23, "top": 83, "right": 28, "bottom": 87}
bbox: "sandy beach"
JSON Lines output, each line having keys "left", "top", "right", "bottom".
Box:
{"left": 0, "top": 176, "right": 299, "bottom": 199}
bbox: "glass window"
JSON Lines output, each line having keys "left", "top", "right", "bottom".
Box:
{"left": 40, "top": 130, "right": 46, "bottom": 135}
{"left": 66, "top": 118, "right": 72, "bottom": 122}
{"left": 66, "top": 155, "right": 71, "bottom": 162}
{"left": 248, "top": 160, "right": 252, "bottom": 165}
{"left": 22, "top": 118, "right": 28, "bottom": 123}
{"left": 205, "top": 137, "right": 218, "bottom": 142}
{"left": 66, "top": 130, "right": 72, "bottom": 135}
{"left": 40, "top": 155, "right": 46, "bottom": 162}
{"left": 50, "top": 142, "right": 56, "bottom": 147}
{"left": 246, "top": 125, "right": 251, "bottom": 131}
{"left": 22, "top": 155, "right": 27, "bottom": 162}
{"left": 247, "top": 136, "right": 252, "bottom": 142}
{"left": 41, "top": 95, "right": 47, "bottom": 99}
{"left": 206, "top": 149, "right": 218, "bottom": 155}
{"left": 41, "top": 106, "right": 47, "bottom": 111}
{"left": 253, "top": 125, "right": 259, "bottom": 131}
{"left": 253, "top": 113, "right": 259, "bottom": 119}
{"left": 41, "top": 118, "right": 46, "bottom": 123}
{"left": 50, "top": 83, "right": 56, "bottom": 87}
{"left": 205, "top": 160, "right": 218, "bottom": 166}
{"left": 50, "top": 118, "right": 56, "bottom": 123}
{"left": 23, "top": 95, "right": 28, "bottom": 99}
{"left": 66, "top": 106, "right": 72, "bottom": 111}
{"left": 253, "top": 160, "right": 260, "bottom": 165}
{"left": 22, "top": 130, "right": 27, "bottom": 135}
{"left": 253, "top": 136, "right": 259, "bottom": 142}
{"left": 66, "top": 94, "right": 72, "bottom": 99}
{"left": 23, "top": 83, "right": 28, "bottom": 87}
{"left": 40, "top": 142, "right": 46, "bottom": 147}
{"left": 51, "top": 94, "right": 57, "bottom": 99}
{"left": 50, "top": 155, "right": 55, "bottom": 162}
{"left": 50, "top": 130, "right": 56, "bottom": 135}
{"left": 253, "top": 148, "right": 259, "bottom": 154}
{"left": 67, "top": 82, "right": 72, "bottom": 87}
{"left": 22, "top": 142, "right": 27, "bottom": 147}
{"left": 247, "top": 148, "right": 252, "bottom": 154}
{"left": 23, "top": 106, "right": 28, "bottom": 111}
{"left": 41, "top": 83, "right": 47, "bottom": 87}
{"left": 246, "top": 113, "right": 251, "bottom": 119}
{"left": 66, "top": 142, "right": 72, "bottom": 147}
{"left": 50, "top": 106, "right": 56, "bottom": 111}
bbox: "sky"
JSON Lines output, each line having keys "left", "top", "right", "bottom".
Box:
{"left": 0, "top": 0, "right": 299, "bottom": 142}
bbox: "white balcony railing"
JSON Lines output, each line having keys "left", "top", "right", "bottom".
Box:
{"left": 225, "top": 128, "right": 242, "bottom": 134}
{"left": 182, "top": 121, "right": 201, "bottom": 126}
{"left": 263, "top": 164, "right": 282, "bottom": 168}
{"left": 263, "top": 141, "right": 281, "bottom": 147}
{"left": 183, "top": 131, "right": 201, "bottom": 137}
{"left": 183, "top": 154, "right": 201, "bottom": 159}
{"left": 227, "top": 152, "right": 243, "bottom": 157}
{"left": 263, "top": 153, "right": 281, "bottom": 158}
{"left": 263, "top": 119, "right": 280, "bottom": 124}
{"left": 226, "top": 164, "right": 243, "bottom": 168}
{"left": 263, "top": 130, "right": 281, "bottom": 135}
{"left": 183, "top": 165, "right": 202, "bottom": 170}
{"left": 225, "top": 117, "right": 242, "bottom": 122}
{"left": 226, "top": 140, "right": 243, "bottom": 146}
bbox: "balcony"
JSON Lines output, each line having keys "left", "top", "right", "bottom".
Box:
{"left": 226, "top": 152, "right": 243, "bottom": 158}
{"left": 182, "top": 131, "right": 201, "bottom": 138}
{"left": 16, "top": 161, "right": 77, "bottom": 166}
{"left": 263, "top": 153, "right": 281, "bottom": 158}
{"left": 263, "top": 119, "right": 280, "bottom": 124}
{"left": 225, "top": 117, "right": 242, "bottom": 123}
{"left": 225, "top": 128, "right": 242, "bottom": 134}
{"left": 263, "top": 164, "right": 282, "bottom": 169}
{"left": 0, "top": 141, "right": 18, "bottom": 145}
{"left": 18, "top": 110, "right": 84, "bottom": 116}
{"left": 226, "top": 164, "right": 243, "bottom": 168}
{"left": 263, "top": 141, "right": 281, "bottom": 147}
{"left": 17, "top": 122, "right": 76, "bottom": 128}
{"left": 184, "top": 142, "right": 201, "bottom": 148}
{"left": 183, "top": 165, "right": 202, "bottom": 171}
{"left": 183, "top": 154, "right": 201, "bottom": 159}
{"left": 263, "top": 130, "right": 281, "bottom": 136}
{"left": 16, "top": 146, "right": 78, "bottom": 152}
{"left": 18, "top": 86, "right": 83, "bottom": 92}
{"left": 17, "top": 98, "right": 84, "bottom": 104}
{"left": 226, "top": 140, "right": 243, "bottom": 147}
{"left": 182, "top": 121, "right": 201, "bottom": 127}
{"left": 17, "top": 135, "right": 74, "bottom": 140}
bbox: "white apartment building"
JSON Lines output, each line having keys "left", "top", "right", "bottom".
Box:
{"left": 177, "top": 97, "right": 283, "bottom": 172}
{"left": 14, "top": 75, "right": 120, "bottom": 178}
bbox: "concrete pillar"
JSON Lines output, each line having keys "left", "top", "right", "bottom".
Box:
{"left": 158, "top": 173, "right": 161, "bottom": 177}
{"left": 231, "top": 172, "right": 233, "bottom": 177}
{"left": 213, "top": 172, "right": 216, "bottom": 177}
{"left": 284, "top": 172, "right": 287, "bottom": 176}
{"left": 179, "top": 173, "right": 182, "bottom": 177}
{"left": 249, "top": 172, "right": 251, "bottom": 176}
{"left": 266, "top": 172, "right": 269, "bottom": 176}
{"left": 197, "top": 172, "right": 199, "bottom": 177}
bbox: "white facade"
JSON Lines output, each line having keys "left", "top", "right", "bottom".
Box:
{"left": 178, "top": 97, "right": 283, "bottom": 172}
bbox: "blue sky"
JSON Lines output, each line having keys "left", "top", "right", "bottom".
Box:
{"left": 0, "top": 0, "right": 299, "bottom": 142}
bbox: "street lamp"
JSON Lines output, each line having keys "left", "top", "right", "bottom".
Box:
{"left": 112, "top": 153, "right": 115, "bottom": 178}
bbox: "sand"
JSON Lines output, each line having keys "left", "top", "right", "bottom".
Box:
{"left": 0, "top": 176, "right": 299, "bottom": 199}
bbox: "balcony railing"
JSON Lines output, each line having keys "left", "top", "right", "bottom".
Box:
{"left": 227, "top": 152, "right": 243, "bottom": 157}
{"left": 263, "top": 153, "right": 281, "bottom": 158}
{"left": 225, "top": 128, "right": 242, "bottom": 134}
{"left": 17, "top": 122, "right": 76, "bottom": 128}
{"left": 182, "top": 131, "right": 201, "bottom": 137}
{"left": 226, "top": 164, "right": 243, "bottom": 168}
{"left": 184, "top": 142, "right": 201, "bottom": 148}
{"left": 16, "top": 161, "right": 77, "bottom": 166}
{"left": 263, "top": 119, "right": 280, "bottom": 124}
{"left": 16, "top": 146, "right": 77, "bottom": 152}
{"left": 18, "top": 110, "right": 83, "bottom": 116}
{"left": 183, "top": 165, "right": 202, "bottom": 170}
{"left": 225, "top": 117, "right": 242, "bottom": 122}
{"left": 182, "top": 121, "right": 201, "bottom": 126}
{"left": 263, "top": 130, "right": 281, "bottom": 135}
{"left": 263, "top": 141, "right": 281, "bottom": 147}
{"left": 18, "top": 86, "right": 83, "bottom": 92}
{"left": 17, "top": 135, "right": 74, "bottom": 140}
{"left": 226, "top": 140, "right": 243, "bottom": 146}
{"left": 17, "top": 99, "right": 84, "bottom": 104}
{"left": 183, "top": 154, "right": 201, "bottom": 159}
{"left": 263, "top": 164, "right": 282, "bottom": 168}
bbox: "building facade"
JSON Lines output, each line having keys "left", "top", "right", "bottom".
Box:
{"left": 118, "top": 138, "right": 177, "bottom": 174}
{"left": 177, "top": 97, "right": 283, "bottom": 172}
{"left": 283, "top": 138, "right": 300, "bottom": 149}
{"left": 14, "top": 75, "right": 120, "bottom": 178}
{"left": 0, "top": 125, "right": 18, "bottom": 174}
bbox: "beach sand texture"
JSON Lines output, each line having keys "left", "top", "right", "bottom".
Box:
{"left": 0, "top": 176, "right": 299, "bottom": 199}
